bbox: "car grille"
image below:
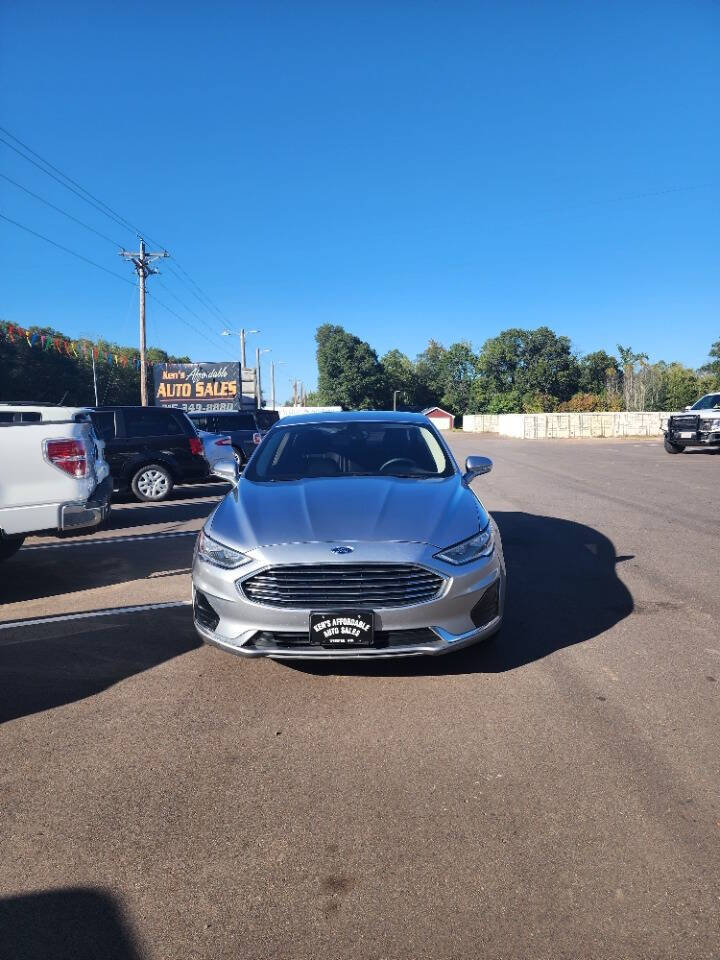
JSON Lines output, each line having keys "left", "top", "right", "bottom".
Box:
{"left": 240, "top": 563, "right": 444, "bottom": 608}
{"left": 670, "top": 415, "right": 699, "bottom": 431}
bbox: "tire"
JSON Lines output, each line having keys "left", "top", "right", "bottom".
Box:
{"left": 232, "top": 447, "right": 246, "bottom": 469}
{"left": 664, "top": 438, "right": 685, "bottom": 455}
{"left": 0, "top": 535, "right": 25, "bottom": 562}
{"left": 131, "top": 463, "right": 174, "bottom": 502}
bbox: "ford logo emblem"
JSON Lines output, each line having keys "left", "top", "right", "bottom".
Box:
{"left": 330, "top": 546, "right": 354, "bottom": 555}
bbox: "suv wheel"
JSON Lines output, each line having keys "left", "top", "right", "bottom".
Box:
{"left": 131, "top": 464, "right": 174, "bottom": 501}
{"left": 232, "top": 446, "right": 246, "bottom": 468}
{"left": 663, "top": 438, "right": 685, "bottom": 454}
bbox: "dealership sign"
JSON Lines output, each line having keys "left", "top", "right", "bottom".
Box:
{"left": 153, "top": 362, "right": 256, "bottom": 411}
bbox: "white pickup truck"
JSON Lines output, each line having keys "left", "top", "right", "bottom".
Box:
{"left": 0, "top": 404, "right": 112, "bottom": 561}
{"left": 663, "top": 392, "right": 720, "bottom": 454}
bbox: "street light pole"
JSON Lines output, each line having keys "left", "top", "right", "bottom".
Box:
{"left": 222, "top": 328, "right": 259, "bottom": 368}
{"left": 91, "top": 351, "right": 99, "bottom": 406}
{"left": 255, "top": 347, "right": 271, "bottom": 407}
{"left": 270, "top": 360, "right": 287, "bottom": 410}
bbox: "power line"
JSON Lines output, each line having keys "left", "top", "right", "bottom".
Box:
{"left": 146, "top": 289, "right": 228, "bottom": 352}
{"left": 167, "top": 261, "right": 228, "bottom": 323}
{"left": 0, "top": 171, "right": 124, "bottom": 248}
{"left": 161, "top": 262, "right": 230, "bottom": 332}
{"left": 155, "top": 277, "right": 231, "bottom": 344}
{"left": 0, "top": 126, "right": 140, "bottom": 237}
{"left": 0, "top": 211, "right": 135, "bottom": 286}
{"left": 0, "top": 134, "right": 135, "bottom": 237}
{"left": 0, "top": 124, "right": 233, "bottom": 337}
{"left": 0, "top": 211, "right": 228, "bottom": 355}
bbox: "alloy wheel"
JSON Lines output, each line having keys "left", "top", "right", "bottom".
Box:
{"left": 137, "top": 469, "right": 170, "bottom": 499}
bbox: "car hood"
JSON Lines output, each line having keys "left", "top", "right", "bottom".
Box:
{"left": 209, "top": 475, "right": 488, "bottom": 550}
{"left": 670, "top": 409, "right": 720, "bottom": 420}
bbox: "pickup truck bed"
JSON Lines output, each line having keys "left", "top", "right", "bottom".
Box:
{"left": 0, "top": 412, "right": 112, "bottom": 559}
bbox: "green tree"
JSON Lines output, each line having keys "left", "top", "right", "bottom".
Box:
{"left": 661, "top": 364, "right": 701, "bottom": 411}
{"left": 477, "top": 327, "right": 579, "bottom": 403}
{"left": 380, "top": 349, "right": 419, "bottom": 408}
{"left": 616, "top": 344, "right": 650, "bottom": 410}
{"left": 0, "top": 323, "right": 191, "bottom": 406}
{"left": 438, "top": 341, "right": 478, "bottom": 414}
{"left": 578, "top": 350, "right": 620, "bottom": 393}
{"left": 314, "top": 324, "right": 387, "bottom": 409}
{"left": 700, "top": 339, "right": 720, "bottom": 385}
{"left": 414, "top": 340, "right": 448, "bottom": 408}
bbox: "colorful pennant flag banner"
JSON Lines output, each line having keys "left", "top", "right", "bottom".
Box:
{"left": 0, "top": 320, "right": 142, "bottom": 369}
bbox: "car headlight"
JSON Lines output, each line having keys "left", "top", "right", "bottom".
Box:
{"left": 196, "top": 529, "right": 251, "bottom": 569}
{"left": 706, "top": 418, "right": 720, "bottom": 430}
{"left": 434, "top": 523, "right": 494, "bottom": 565}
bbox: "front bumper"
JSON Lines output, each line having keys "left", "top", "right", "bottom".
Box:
{"left": 665, "top": 427, "right": 720, "bottom": 446}
{"left": 60, "top": 474, "right": 113, "bottom": 531}
{"left": 191, "top": 533, "right": 506, "bottom": 659}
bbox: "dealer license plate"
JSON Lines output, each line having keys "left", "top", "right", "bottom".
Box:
{"left": 309, "top": 610, "right": 375, "bottom": 646}
{"left": 680, "top": 431, "right": 694, "bottom": 439}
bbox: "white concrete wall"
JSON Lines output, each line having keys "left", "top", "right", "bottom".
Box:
{"left": 274, "top": 406, "right": 342, "bottom": 418}
{"left": 463, "top": 411, "right": 671, "bottom": 438}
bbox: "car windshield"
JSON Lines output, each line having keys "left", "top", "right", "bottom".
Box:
{"left": 244, "top": 422, "right": 454, "bottom": 481}
{"left": 691, "top": 394, "right": 720, "bottom": 410}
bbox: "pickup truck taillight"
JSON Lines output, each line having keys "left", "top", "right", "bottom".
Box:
{"left": 214, "top": 436, "right": 232, "bottom": 446}
{"left": 44, "top": 439, "right": 88, "bottom": 478}
{"left": 252, "top": 433, "right": 262, "bottom": 445}
{"left": 189, "top": 436, "right": 204, "bottom": 456}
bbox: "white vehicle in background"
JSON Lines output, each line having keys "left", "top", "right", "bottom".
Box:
{"left": 663, "top": 392, "right": 720, "bottom": 454}
{"left": 0, "top": 403, "right": 112, "bottom": 561}
{"left": 196, "top": 429, "right": 234, "bottom": 469}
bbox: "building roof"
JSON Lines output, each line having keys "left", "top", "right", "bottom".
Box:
{"left": 279, "top": 409, "right": 431, "bottom": 426}
{"left": 421, "top": 406, "right": 454, "bottom": 417}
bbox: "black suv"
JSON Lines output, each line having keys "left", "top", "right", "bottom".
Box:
{"left": 89, "top": 406, "right": 208, "bottom": 502}
{"left": 188, "top": 409, "right": 280, "bottom": 466}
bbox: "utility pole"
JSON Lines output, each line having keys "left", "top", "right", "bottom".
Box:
{"left": 120, "top": 239, "right": 168, "bottom": 405}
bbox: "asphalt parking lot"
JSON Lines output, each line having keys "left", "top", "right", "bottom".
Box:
{"left": 1, "top": 435, "right": 718, "bottom": 960}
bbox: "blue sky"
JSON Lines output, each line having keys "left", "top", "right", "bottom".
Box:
{"left": 1, "top": 0, "right": 718, "bottom": 397}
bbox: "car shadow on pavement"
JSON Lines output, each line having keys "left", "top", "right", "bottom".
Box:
{"left": 0, "top": 607, "right": 200, "bottom": 724}
{"left": 111, "top": 480, "right": 228, "bottom": 504}
{"left": 0, "top": 536, "right": 196, "bottom": 606}
{"left": 0, "top": 887, "right": 142, "bottom": 960}
{"left": 102, "top": 498, "right": 220, "bottom": 533}
{"left": 287, "top": 511, "right": 634, "bottom": 678}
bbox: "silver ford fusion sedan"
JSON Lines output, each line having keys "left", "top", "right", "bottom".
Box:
{"left": 192, "top": 411, "right": 505, "bottom": 659}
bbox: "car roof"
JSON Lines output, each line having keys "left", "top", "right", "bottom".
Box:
{"left": 92, "top": 405, "right": 189, "bottom": 412}
{"left": 188, "top": 409, "right": 255, "bottom": 416}
{"left": 278, "top": 410, "right": 431, "bottom": 426}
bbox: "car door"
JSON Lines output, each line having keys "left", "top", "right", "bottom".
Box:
{"left": 105, "top": 408, "right": 162, "bottom": 485}
{"left": 127, "top": 408, "right": 196, "bottom": 480}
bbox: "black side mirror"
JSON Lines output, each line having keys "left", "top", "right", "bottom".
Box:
{"left": 463, "top": 455, "right": 493, "bottom": 483}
